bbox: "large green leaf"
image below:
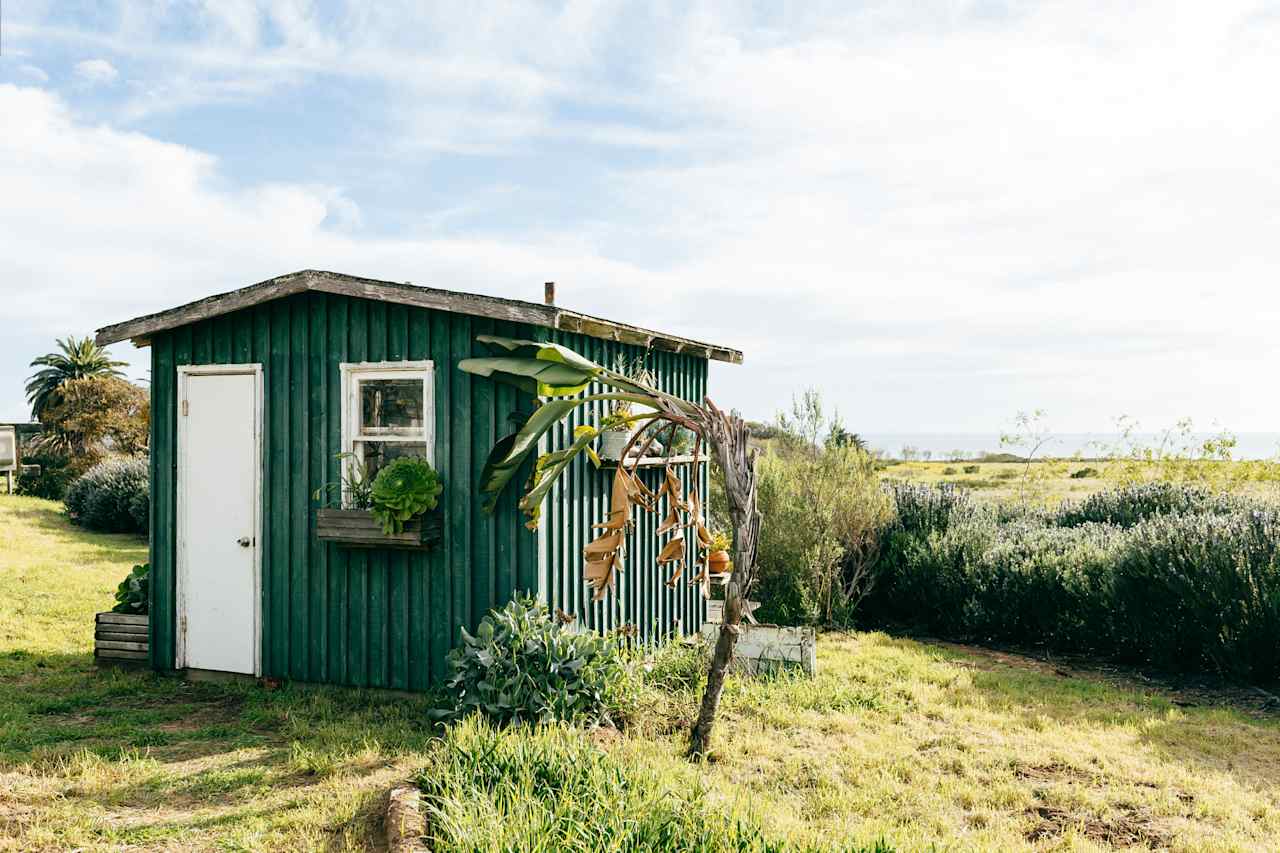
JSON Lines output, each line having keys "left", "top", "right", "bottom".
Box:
{"left": 519, "top": 428, "right": 599, "bottom": 516}
{"left": 457, "top": 356, "right": 597, "bottom": 397}
{"left": 478, "top": 399, "right": 582, "bottom": 513}
{"left": 476, "top": 335, "right": 603, "bottom": 373}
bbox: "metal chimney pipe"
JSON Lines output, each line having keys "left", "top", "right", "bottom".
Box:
{"left": 544, "top": 282, "right": 556, "bottom": 305}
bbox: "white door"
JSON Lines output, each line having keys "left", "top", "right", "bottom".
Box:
{"left": 177, "top": 366, "right": 261, "bottom": 675}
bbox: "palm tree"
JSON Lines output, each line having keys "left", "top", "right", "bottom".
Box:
{"left": 26, "top": 336, "right": 126, "bottom": 421}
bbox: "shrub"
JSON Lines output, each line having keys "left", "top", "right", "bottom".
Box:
{"left": 865, "top": 482, "right": 1280, "bottom": 682}
{"left": 962, "top": 465, "right": 980, "bottom": 474}
{"left": 883, "top": 481, "right": 974, "bottom": 538}
{"left": 15, "top": 450, "right": 82, "bottom": 500}
{"left": 753, "top": 446, "right": 891, "bottom": 627}
{"left": 112, "top": 563, "right": 150, "bottom": 614}
{"left": 1056, "top": 482, "right": 1236, "bottom": 528}
{"left": 435, "top": 597, "right": 633, "bottom": 725}
{"left": 369, "top": 456, "right": 443, "bottom": 534}
{"left": 1069, "top": 466, "right": 1099, "bottom": 479}
{"left": 1112, "top": 511, "right": 1280, "bottom": 680}
{"left": 413, "top": 716, "right": 836, "bottom": 853}
{"left": 751, "top": 392, "right": 892, "bottom": 627}
{"left": 64, "top": 456, "right": 149, "bottom": 534}
{"left": 942, "top": 466, "right": 958, "bottom": 475}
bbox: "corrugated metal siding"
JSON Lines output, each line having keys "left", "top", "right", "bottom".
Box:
{"left": 149, "top": 291, "right": 540, "bottom": 687}
{"left": 541, "top": 332, "right": 709, "bottom": 642}
{"left": 149, "top": 290, "right": 711, "bottom": 686}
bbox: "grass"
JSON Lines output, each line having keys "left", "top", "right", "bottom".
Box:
{"left": 879, "top": 460, "right": 1280, "bottom": 505}
{"left": 3, "top": 494, "right": 1280, "bottom": 850}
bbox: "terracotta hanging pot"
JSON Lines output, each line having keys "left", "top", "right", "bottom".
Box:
{"left": 707, "top": 550, "right": 732, "bottom": 572}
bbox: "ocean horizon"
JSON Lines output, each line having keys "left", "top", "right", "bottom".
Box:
{"left": 860, "top": 432, "right": 1280, "bottom": 461}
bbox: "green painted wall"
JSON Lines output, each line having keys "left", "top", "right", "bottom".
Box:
{"left": 148, "top": 290, "right": 708, "bottom": 688}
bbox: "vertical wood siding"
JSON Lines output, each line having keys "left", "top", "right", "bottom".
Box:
{"left": 149, "top": 291, "right": 709, "bottom": 685}
{"left": 149, "top": 291, "right": 539, "bottom": 687}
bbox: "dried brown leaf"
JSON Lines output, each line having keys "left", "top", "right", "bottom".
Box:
{"left": 657, "top": 536, "right": 686, "bottom": 564}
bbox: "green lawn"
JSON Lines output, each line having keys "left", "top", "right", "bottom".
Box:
{"left": 2, "top": 495, "right": 1279, "bottom": 851}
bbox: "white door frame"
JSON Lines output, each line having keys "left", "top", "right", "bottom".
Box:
{"left": 175, "top": 363, "right": 264, "bottom": 675}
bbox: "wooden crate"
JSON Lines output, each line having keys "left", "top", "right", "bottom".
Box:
{"left": 315, "top": 508, "right": 443, "bottom": 550}
{"left": 95, "top": 612, "right": 149, "bottom": 664}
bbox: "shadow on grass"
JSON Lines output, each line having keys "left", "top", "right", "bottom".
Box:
{"left": 1, "top": 656, "right": 438, "bottom": 848}
{"left": 2, "top": 499, "right": 147, "bottom": 558}
{"left": 883, "top": 632, "right": 1280, "bottom": 790}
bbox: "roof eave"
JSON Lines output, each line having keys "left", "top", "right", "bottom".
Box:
{"left": 95, "top": 269, "right": 744, "bottom": 364}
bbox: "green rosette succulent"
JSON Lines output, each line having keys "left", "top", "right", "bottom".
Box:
{"left": 370, "top": 457, "right": 444, "bottom": 534}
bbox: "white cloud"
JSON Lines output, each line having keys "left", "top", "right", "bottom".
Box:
{"left": 18, "top": 64, "right": 49, "bottom": 82}
{"left": 72, "top": 58, "right": 119, "bottom": 85}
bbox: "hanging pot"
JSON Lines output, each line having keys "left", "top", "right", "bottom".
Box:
{"left": 707, "top": 550, "right": 732, "bottom": 573}
{"left": 599, "top": 429, "right": 633, "bottom": 461}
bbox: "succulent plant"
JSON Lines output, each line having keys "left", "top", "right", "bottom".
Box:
{"left": 112, "top": 563, "right": 150, "bottom": 615}
{"left": 370, "top": 457, "right": 444, "bottom": 534}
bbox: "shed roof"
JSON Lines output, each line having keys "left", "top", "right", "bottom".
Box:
{"left": 94, "top": 269, "right": 743, "bottom": 364}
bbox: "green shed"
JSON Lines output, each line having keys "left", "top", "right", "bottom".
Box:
{"left": 95, "top": 270, "right": 742, "bottom": 690}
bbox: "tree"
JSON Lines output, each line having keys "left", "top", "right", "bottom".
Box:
{"left": 36, "top": 375, "right": 149, "bottom": 457}
{"left": 459, "top": 336, "right": 759, "bottom": 756}
{"left": 999, "top": 409, "right": 1062, "bottom": 507}
{"left": 26, "top": 336, "right": 126, "bottom": 421}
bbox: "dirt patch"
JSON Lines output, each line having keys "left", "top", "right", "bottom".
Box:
{"left": 587, "top": 725, "right": 623, "bottom": 750}
{"left": 1024, "top": 801, "right": 1174, "bottom": 849}
{"left": 1014, "top": 761, "right": 1092, "bottom": 785}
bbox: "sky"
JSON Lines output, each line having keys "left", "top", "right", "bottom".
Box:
{"left": 1, "top": 1, "right": 1278, "bottom": 436}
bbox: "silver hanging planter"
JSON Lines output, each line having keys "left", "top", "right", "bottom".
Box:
{"left": 598, "top": 429, "right": 633, "bottom": 461}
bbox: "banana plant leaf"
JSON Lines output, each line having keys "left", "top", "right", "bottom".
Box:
{"left": 458, "top": 357, "right": 598, "bottom": 397}
{"left": 476, "top": 335, "right": 684, "bottom": 402}
{"left": 477, "top": 399, "right": 582, "bottom": 513}
{"left": 476, "top": 335, "right": 604, "bottom": 373}
{"left": 518, "top": 427, "right": 599, "bottom": 516}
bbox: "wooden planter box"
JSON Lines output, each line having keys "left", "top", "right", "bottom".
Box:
{"left": 699, "top": 623, "right": 816, "bottom": 676}
{"left": 316, "top": 508, "right": 443, "bottom": 550}
{"left": 95, "top": 612, "right": 149, "bottom": 664}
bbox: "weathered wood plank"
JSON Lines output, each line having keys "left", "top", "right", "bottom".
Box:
{"left": 96, "top": 639, "right": 149, "bottom": 652}
{"left": 96, "top": 649, "right": 150, "bottom": 661}
{"left": 96, "top": 630, "right": 148, "bottom": 642}
{"left": 96, "top": 612, "right": 149, "bottom": 626}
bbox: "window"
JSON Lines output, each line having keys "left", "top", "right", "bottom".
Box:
{"left": 340, "top": 361, "right": 434, "bottom": 492}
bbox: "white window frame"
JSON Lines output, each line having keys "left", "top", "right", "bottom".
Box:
{"left": 339, "top": 360, "right": 435, "bottom": 506}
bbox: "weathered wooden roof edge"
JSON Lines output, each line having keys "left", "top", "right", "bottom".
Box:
{"left": 94, "top": 269, "right": 744, "bottom": 364}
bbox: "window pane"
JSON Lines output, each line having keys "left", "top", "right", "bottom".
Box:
{"left": 358, "top": 441, "right": 428, "bottom": 478}
{"left": 359, "top": 379, "right": 423, "bottom": 436}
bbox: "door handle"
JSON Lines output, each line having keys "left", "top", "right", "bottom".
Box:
{"left": 237, "top": 537, "right": 252, "bottom": 548}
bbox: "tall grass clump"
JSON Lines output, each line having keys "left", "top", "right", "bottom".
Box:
{"left": 865, "top": 483, "right": 1280, "bottom": 682}
{"left": 414, "top": 716, "right": 885, "bottom": 852}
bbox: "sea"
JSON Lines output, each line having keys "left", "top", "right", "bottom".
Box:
{"left": 861, "top": 432, "right": 1280, "bottom": 462}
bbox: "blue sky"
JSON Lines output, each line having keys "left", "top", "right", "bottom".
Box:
{"left": 2, "top": 1, "right": 1278, "bottom": 436}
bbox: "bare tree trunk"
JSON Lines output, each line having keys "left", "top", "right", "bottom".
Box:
{"left": 689, "top": 403, "right": 759, "bottom": 758}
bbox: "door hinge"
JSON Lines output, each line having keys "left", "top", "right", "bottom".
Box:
{"left": 181, "top": 400, "right": 189, "bottom": 416}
